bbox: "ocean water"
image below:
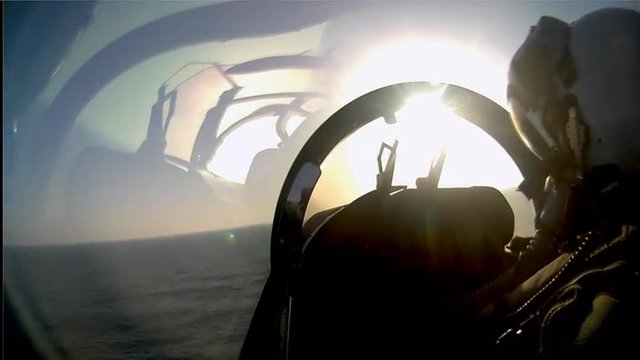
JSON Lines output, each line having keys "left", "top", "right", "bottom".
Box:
{"left": 5, "top": 225, "right": 271, "bottom": 360}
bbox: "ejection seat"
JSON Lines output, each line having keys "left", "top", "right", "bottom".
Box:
{"left": 290, "top": 186, "right": 516, "bottom": 359}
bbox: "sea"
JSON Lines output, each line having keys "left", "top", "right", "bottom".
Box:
{"left": 4, "top": 225, "right": 271, "bottom": 360}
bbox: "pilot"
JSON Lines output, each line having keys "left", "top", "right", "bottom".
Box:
{"left": 485, "top": 7, "right": 639, "bottom": 359}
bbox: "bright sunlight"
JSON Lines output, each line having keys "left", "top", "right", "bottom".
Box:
{"left": 337, "top": 38, "right": 509, "bottom": 108}
{"left": 346, "top": 90, "right": 523, "bottom": 191}
{"left": 207, "top": 116, "right": 281, "bottom": 183}
{"left": 308, "top": 89, "right": 524, "bottom": 219}
{"left": 208, "top": 37, "right": 515, "bottom": 191}
{"left": 308, "top": 37, "right": 521, "bottom": 213}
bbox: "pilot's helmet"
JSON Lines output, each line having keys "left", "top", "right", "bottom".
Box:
{"left": 507, "top": 8, "right": 640, "bottom": 182}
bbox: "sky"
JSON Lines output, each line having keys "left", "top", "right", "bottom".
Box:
{"left": 4, "top": 1, "right": 638, "bottom": 245}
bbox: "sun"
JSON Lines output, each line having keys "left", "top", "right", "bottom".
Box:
{"left": 307, "top": 88, "right": 524, "bottom": 218}
{"left": 348, "top": 90, "right": 523, "bottom": 190}
{"left": 331, "top": 38, "right": 522, "bottom": 191}
{"left": 394, "top": 91, "right": 524, "bottom": 190}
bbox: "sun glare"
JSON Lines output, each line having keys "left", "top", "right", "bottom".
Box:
{"left": 338, "top": 39, "right": 508, "bottom": 108}
{"left": 394, "top": 91, "right": 523, "bottom": 189}
{"left": 315, "top": 90, "right": 523, "bottom": 211}
{"left": 392, "top": 91, "right": 457, "bottom": 184}
{"left": 322, "top": 38, "right": 522, "bottom": 196}
{"left": 207, "top": 38, "right": 515, "bottom": 194}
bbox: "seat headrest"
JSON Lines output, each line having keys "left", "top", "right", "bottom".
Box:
{"left": 305, "top": 186, "right": 515, "bottom": 282}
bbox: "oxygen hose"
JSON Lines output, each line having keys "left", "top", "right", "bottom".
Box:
{"left": 495, "top": 226, "right": 636, "bottom": 347}
{"left": 447, "top": 228, "right": 561, "bottom": 316}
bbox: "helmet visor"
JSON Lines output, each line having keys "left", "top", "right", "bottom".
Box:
{"left": 508, "top": 96, "right": 557, "bottom": 161}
